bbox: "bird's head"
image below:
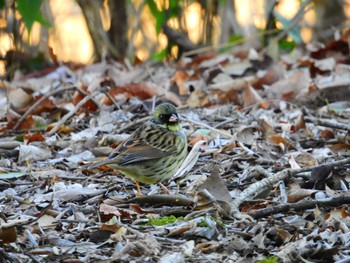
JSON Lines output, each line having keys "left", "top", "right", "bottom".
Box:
{"left": 152, "top": 103, "right": 181, "bottom": 131}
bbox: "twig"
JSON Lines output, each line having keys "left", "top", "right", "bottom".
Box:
{"left": 115, "top": 116, "right": 150, "bottom": 134}
{"left": 100, "top": 86, "right": 122, "bottom": 110}
{"left": 0, "top": 201, "right": 52, "bottom": 230}
{"left": 304, "top": 116, "right": 350, "bottom": 132}
{"left": 154, "top": 236, "right": 187, "bottom": 244}
{"left": 13, "top": 85, "right": 75, "bottom": 130}
{"left": 74, "top": 85, "right": 100, "bottom": 107}
{"left": 48, "top": 93, "right": 95, "bottom": 136}
{"left": 183, "top": 117, "right": 233, "bottom": 139}
{"left": 213, "top": 117, "right": 236, "bottom": 128}
{"left": 248, "top": 195, "right": 350, "bottom": 219}
{"left": 126, "top": 194, "right": 194, "bottom": 207}
{"left": 231, "top": 157, "right": 350, "bottom": 218}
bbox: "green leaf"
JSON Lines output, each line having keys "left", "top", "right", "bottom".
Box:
{"left": 152, "top": 48, "right": 168, "bottom": 61}
{"left": 257, "top": 256, "right": 278, "bottom": 263}
{"left": 146, "top": 0, "right": 165, "bottom": 34}
{"left": 147, "top": 215, "right": 183, "bottom": 226}
{"left": 228, "top": 34, "right": 244, "bottom": 44}
{"left": 146, "top": 0, "right": 159, "bottom": 17}
{"left": 16, "top": 0, "right": 50, "bottom": 35}
{"left": 15, "top": 134, "right": 25, "bottom": 142}
{"left": 155, "top": 12, "right": 166, "bottom": 34}
{"left": 168, "top": 0, "right": 182, "bottom": 18}
{"left": 0, "top": 0, "right": 5, "bottom": 9}
{"left": 279, "top": 39, "right": 296, "bottom": 51}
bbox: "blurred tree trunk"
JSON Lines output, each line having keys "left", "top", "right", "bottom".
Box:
{"left": 219, "top": 0, "right": 242, "bottom": 43}
{"left": 313, "top": 0, "right": 345, "bottom": 42}
{"left": 108, "top": 0, "right": 128, "bottom": 57}
{"left": 199, "top": 0, "right": 217, "bottom": 45}
{"left": 76, "top": 0, "right": 124, "bottom": 61}
{"left": 263, "top": 0, "right": 278, "bottom": 45}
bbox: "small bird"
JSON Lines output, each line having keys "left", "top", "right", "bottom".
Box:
{"left": 87, "top": 103, "right": 187, "bottom": 195}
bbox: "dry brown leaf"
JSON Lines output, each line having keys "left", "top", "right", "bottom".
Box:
{"left": 329, "top": 143, "right": 350, "bottom": 153}
{"left": 104, "top": 82, "right": 181, "bottom": 106}
{"left": 31, "top": 95, "right": 56, "bottom": 115}
{"left": 267, "top": 134, "right": 295, "bottom": 150}
{"left": 274, "top": 227, "right": 293, "bottom": 243}
{"left": 293, "top": 152, "right": 317, "bottom": 167}
{"left": 287, "top": 182, "right": 317, "bottom": 203}
{"left": 292, "top": 113, "right": 306, "bottom": 132}
{"left": 198, "top": 165, "right": 232, "bottom": 203}
{"left": 187, "top": 89, "right": 211, "bottom": 107}
{"left": 101, "top": 223, "right": 122, "bottom": 233}
{"left": 7, "top": 111, "right": 35, "bottom": 130}
{"left": 100, "top": 203, "right": 122, "bottom": 217}
{"left": 172, "top": 70, "right": 190, "bottom": 95}
{"left": 243, "top": 85, "right": 269, "bottom": 108}
{"left": 268, "top": 70, "right": 310, "bottom": 100}
{"left": 0, "top": 226, "right": 17, "bottom": 244}
{"left": 189, "top": 135, "right": 207, "bottom": 146}
{"left": 72, "top": 86, "right": 98, "bottom": 112}
{"left": 236, "top": 125, "right": 260, "bottom": 145}
{"left": 46, "top": 124, "right": 74, "bottom": 134}
{"left": 25, "top": 131, "right": 45, "bottom": 143}
{"left": 254, "top": 64, "right": 285, "bottom": 89}
{"left": 324, "top": 207, "right": 350, "bottom": 222}
{"left": 7, "top": 86, "right": 33, "bottom": 111}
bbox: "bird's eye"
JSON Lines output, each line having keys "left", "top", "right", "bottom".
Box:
{"left": 159, "top": 114, "right": 166, "bottom": 120}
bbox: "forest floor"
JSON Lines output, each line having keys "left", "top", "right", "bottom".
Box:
{"left": 1, "top": 37, "right": 350, "bottom": 262}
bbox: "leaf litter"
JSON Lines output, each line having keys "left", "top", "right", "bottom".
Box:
{"left": 1, "top": 36, "right": 350, "bottom": 262}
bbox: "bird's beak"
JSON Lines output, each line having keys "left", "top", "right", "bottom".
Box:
{"left": 169, "top": 113, "right": 178, "bottom": 123}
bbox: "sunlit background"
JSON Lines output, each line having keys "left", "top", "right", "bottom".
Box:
{"left": 1, "top": 0, "right": 350, "bottom": 75}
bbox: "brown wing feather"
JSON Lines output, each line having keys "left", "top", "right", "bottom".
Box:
{"left": 106, "top": 122, "right": 179, "bottom": 165}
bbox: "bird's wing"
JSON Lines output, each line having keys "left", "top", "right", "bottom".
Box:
{"left": 107, "top": 124, "right": 179, "bottom": 166}
{"left": 110, "top": 140, "right": 172, "bottom": 165}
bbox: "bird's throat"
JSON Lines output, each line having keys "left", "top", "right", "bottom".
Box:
{"left": 166, "top": 123, "right": 182, "bottom": 132}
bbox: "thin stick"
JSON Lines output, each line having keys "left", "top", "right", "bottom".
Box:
{"left": 13, "top": 85, "right": 75, "bottom": 130}
{"left": 48, "top": 93, "right": 95, "bottom": 136}
{"left": 183, "top": 117, "right": 233, "bottom": 139}
{"left": 115, "top": 116, "right": 150, "bottom": 134}
{"left": 304, "top": 116, "right": 350, "bottom": 132}
{"left": 1, "top": 201, "right": 52, "bottom": 230}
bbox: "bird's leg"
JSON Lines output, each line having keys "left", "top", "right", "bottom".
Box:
{"left": 158, "top": 182, "right": 169, "bottom": 193}
{"left": 135, "top": 181, "right": 143, "bottom": 196}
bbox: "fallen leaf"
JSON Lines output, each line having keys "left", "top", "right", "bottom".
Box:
{"left": 287, "top": 182, "right": 317, "bottom": 203}
{"left": 25, "top": 131, "right": 45, "bottom": 143}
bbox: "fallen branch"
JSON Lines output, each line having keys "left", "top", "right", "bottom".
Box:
{"left": 248, "top": 195, "right": 350, "bottom": 219}
{"left": 230, "top": 157, "right": 350, "bottom": 218}
{"left": 305, "top": 116, "right": 350, "bottom": 132}
{"left": 126, "top": 194, "right": 194, "bottom": 207}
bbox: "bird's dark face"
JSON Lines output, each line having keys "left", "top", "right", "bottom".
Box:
{"left": 153, "top": 103, "right": 180, "bottom": 129}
